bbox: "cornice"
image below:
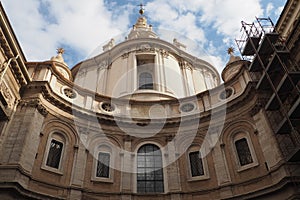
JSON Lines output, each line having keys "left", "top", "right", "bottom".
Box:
{"left": 19, "top": 99, "right": 48, "bottom": 116}
{"left": 21, "top": 79, "right": 257, "bottom": 129}
{"left": 0, "top": 26, "right": 28, "bottom": 86}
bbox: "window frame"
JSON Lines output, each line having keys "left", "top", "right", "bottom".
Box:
{"left": 235, "top": 138, "right": 253, "bottom": 166}
{"left": 186, "top": 147, "right": 209, "bottom": 181}
{"left": 138, "top": 71, "right": 154, "bottom": 90}
{"left": 232, "top": 132, "right": 258, "bottom": 172}
{"left": 42, "top": 132, "right": 66, "bottom": 175}
{"left": 92, "top": 145, "right": 114, "bottom": 183}
{"left": 136, "top": 54, "right": 156, "bottom": 91}
{"left": 189, "top": 151, "right": 205, "bottom": 177}
{"left": 46, "top": 139, "right": 64, "bottom": 169}
{"left": 133, "top": 142, "right": 168, "bottom": 195}
{"left": 96, "top": 152, "right": 111, "bottom": 178}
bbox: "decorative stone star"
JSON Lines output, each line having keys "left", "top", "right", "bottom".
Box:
{"left": 227, "top": 47, "right": 234, "bottom": 55}
{"left": 57, "top": 48, "right": 65, "bottom": 54}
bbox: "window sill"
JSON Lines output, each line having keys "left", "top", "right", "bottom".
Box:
{"left": 237, "top": 162, "right": 259, "bottom": 172}
{"left": 187, "top": 175, "right": 210, "bottom": 182}
{"left": 41, "top": 166, "right": 63, "bottom": 176}
{"left": 91, "top": 177, "right": 114, "bottom": 183}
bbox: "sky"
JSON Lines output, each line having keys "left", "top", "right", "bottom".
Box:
{"left": 1, "top": 0, "right": 287, "bottom": 74}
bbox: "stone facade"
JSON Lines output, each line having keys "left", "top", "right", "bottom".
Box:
{"left": 0, "top": 1, "right": 299, "bottom": 200}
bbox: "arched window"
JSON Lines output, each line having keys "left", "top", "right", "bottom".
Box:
{"left": 92, "top": 144, "right": 114, "bottom": 182}
{"left": 235, "top": 138, "right": 253, "bottom": 166}
{"left": 46, "top": 139, "right": 63, "bottom": 169}
{"left": 96, "top": 152, "right": 110, "bottom": 178}
{"left": 43, "top": 132, "right": 66, "bottom": 172}
{"left": 139, "top": 72, "right": 153, "bottom": 89}
{"left": 137, "top": 144, "right": 164, "bottom": 193}
{"left": 189, "top": 151, "right": 204, "bottom": 177}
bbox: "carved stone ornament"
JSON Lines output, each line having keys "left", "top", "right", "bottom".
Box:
{"left": 179, "top": 60, "right": 193, "bottom": 70}
{"left": 0, "top": 83, "right": 13, "bottom": 108}
{"left": 136, "top": 44, "right": 155, "bottom": 53}
{"left": 121, "top": 52, "right": 130, "bottom": 59}
{"left": 159, "top": 49, "right": 169, "bottom": 58}
{"left": 19, "top": 99, "right": 48, "bottom": 116}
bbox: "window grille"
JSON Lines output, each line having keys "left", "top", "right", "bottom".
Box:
{"left": 139, "top": 72, "right": 153, "bottom": 89}
{"left": 189, "top": 151, "right": 204, "bottom": 177}
{"left": 137, "top": 144, "right": 164, "bottom": 193}
{"left": 46, "top": 139, "right": 63, "bottom": 169}
{"left": 235, "top": 138, "right": 253, "bottom": 166}
{"left": 96, "top": 152, "right": 110, "bottom": 178}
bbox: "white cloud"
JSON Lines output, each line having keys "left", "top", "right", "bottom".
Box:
{"left": 146, "top": 0, "right": 263, "bottom": 73}
{"left": 1, "top": 0, "right": 131, "bottom": 65}
{"left": 2, "top": 0, "right": 279, "bottom": 75}
{"left": 199, "top": 0, "right": 263, "bottom": 37}
{"left": 266, "top": 3, "right": 274, "bottom": 17}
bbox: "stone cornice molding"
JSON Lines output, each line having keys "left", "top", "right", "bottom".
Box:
{"left": 23, "top": 79, "right": 257, "bottom": 128}
{"left": 19, "top": 99, "right": 48, "bottom": 116}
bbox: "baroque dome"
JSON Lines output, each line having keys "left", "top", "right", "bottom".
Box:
{"left": 71, "top": 12, "right": 220, "bottom": 100}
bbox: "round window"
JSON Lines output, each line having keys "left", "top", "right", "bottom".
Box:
{"left": 63, "top": 88, "right": 77, "bottom": 99}
{"left": 219, "top": 88, "right": 234, "bottom": 100}
{"left": 100, "top": 102, "right": 115, "bottom": 112}
{"left": 180, "top": 103, "right": 195, "bottom": 113}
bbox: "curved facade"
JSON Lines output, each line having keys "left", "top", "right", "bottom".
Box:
{"left": 72, "top": 16, "right": 219, "bottom": 100}
{"left": 0, "top": 1, "right": 299, "bottom": 200}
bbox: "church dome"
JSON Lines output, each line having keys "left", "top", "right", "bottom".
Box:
{"left": 71, "top": 11, "right": 220, "bottom": 100}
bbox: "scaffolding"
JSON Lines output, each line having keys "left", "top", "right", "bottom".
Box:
{"left": 236, "top": 17, "right": 300, "bottom": 162}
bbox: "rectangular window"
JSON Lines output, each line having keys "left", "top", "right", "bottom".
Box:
{"left": 137, "top": 55, "right": 155, "bottom": 67}
{"left": 235, "top": 138, "right": 253, "bottom": 166}
{"left": 137, "top": 55, "right": 155, "bottom": 90}
{"left": 46, "top": 139, "right": 63, "bottom": 169}
{"left": 189, "top": 151, "right": 204, "bottom": 177}
{"left": 96, "top": 152, "right": 110, "bottom": 178}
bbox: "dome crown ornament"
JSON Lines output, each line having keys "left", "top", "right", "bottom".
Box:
{"left": 226, "top": 47, "right": 241, "bottom": 64}
{"left": 127, "top": 3, "right": 158, "bottom": 39}
{"left": 138, "top": 3, "right": 145, "bottom": 15}
{"left": 51, "top": 47, "right": 67, "bottom": 66}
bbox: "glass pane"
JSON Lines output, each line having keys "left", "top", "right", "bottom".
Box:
{"left": 46, "top": 139, "right": 63, "bottom": 169}
{"left": 96, "top": 152, "right": 110, "bottom": 178}
{"left": 137, "top": 144, "right": 164, "bottom": 193}
{"left": 155, "top": 169, "right": 163, "bottom": 180}
{"left": 146, "top": 145, "right": 154, "bottom": 153}
{"left": 235, "top": 138, "right": 253, "bottom": 166}
{"left": 155, "top": 181, "right": 164, "bottom": 192}
{"left": 137, "top": 181, "right": 146, "bottom": 193}
{"left": 189, "top": 151, "right": 204, "bottom": 177}
{"left": 139, "top": 72, "right": 153, "bottom": 90}
{"left": 146, "top": 158, "right": 154, "bottom": 167}
{"left": 146, "top": 171, "right": 155, "bottom": 180}
{"left": 154, "top": 156, "right": 162, "bottom": 168}
{"left": 137, "top": 173, "right": 145, "bottom": 180}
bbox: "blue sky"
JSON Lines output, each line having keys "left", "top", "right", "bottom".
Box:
{"left": 2, "top": 0, "right": 287, "bottom": 73}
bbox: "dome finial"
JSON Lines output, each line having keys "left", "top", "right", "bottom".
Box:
{"left": 138, "top": 3, "right": 145, "bottom": 15}
{"left": 227, "top": 47, "right": 234, "bottom": 55}
{"left": 57, "top": 47, "right": 65, "bottom": 55}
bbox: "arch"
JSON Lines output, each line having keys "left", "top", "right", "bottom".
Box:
{"left": 220, "top": 120, "right": 259, "bottom": 172}
{"left": 41, "top": 119, "right": 79, "bottom": 147}
{"left": 220, "top": 119, "right": 256, "bottom": 145}
{"left": 42, "top": 131, "right": 68, "bottom": 173}
{"left": 90, "top": 138, "right": 120, "bottom": 183}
